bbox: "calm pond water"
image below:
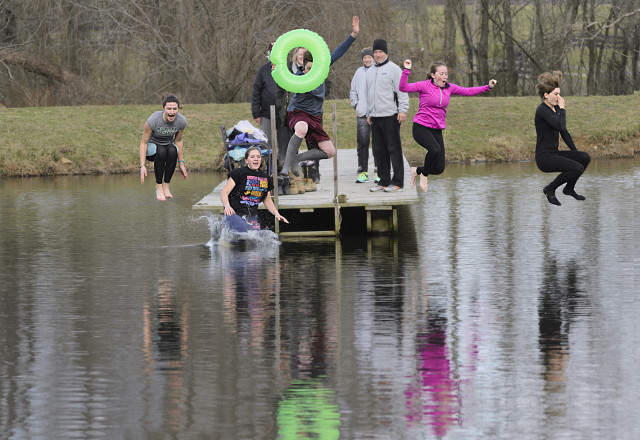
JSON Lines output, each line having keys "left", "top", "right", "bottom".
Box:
{"left": 0, "top": 158, "right": 638, "bottom": 439}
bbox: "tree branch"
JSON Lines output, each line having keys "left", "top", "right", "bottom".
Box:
{"left": 486, "top": 12, "right": 545, "bottom": 73}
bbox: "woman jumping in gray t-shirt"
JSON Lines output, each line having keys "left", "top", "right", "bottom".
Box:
{"left": 139, "top": 94, "right": 188, "bottom": 201}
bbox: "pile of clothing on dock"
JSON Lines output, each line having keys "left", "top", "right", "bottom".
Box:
{"left": 223, "top": 120, "right": 270, "bottom": 168}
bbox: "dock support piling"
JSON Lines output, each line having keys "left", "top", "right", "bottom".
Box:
{"left": 332, "top": 103, "right": 339, "bottom": 236}
{"left": 270, "top": 105, "right": 279, "bottom": 235}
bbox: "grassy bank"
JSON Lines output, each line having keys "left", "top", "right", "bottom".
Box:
{"left": 1, "top": 94, "right": 638, "bottom": 177}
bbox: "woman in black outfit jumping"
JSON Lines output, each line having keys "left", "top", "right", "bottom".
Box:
{"left": 534, "top": 71, "right": 590, "bottom": 206}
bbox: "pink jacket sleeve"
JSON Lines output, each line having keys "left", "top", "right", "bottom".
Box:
{"left": 399, "top": 69, "right": 424, "bottom": 93}
{"left": 448, "top": 83, "right": 491, "bottom": 96}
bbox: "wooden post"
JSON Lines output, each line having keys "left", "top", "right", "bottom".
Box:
{"left": 270, "top": 105, "right": 279, "bottom": 234}
{"left": 334, "top": 238, "right": 342, "bottom": 358}
{"left": 274, "top": 251, "right": 281, "bottom": 386}
{"left": 332, "top": 103, "right": 339, "bottom": 236}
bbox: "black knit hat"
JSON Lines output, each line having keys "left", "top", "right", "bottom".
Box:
{"left": 361, "top": 48, "right": 374, "bottom": 59}
{"left": 372, "top": 39, "right": 388, "bottom": 54}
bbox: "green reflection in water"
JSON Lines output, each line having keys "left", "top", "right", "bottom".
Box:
{"left": 277, "top": 379, "right": 340, "bottom": 439}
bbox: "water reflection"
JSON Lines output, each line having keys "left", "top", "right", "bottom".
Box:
{"left": 405, "top": 300, "right": 462, "bottom": 438}
{"left": 141, "top": 277, "right": 189, "bottom": 432}
{"left": 217, "top": 241, "right": 279, "bottom": 357}
{"left": 277, "top": 379, "right": 340, "bottom": 438}
{"left": 276, "top": 240, "right": 343, "bottom": 437}
{"left": 205, "top": 235, "right": 345, "bottom": 438}
{"left": 0, "top": 160, "right": 638, "bottom": 439}
{"left": 538, "top": 256, "right": 591, "bottom": 411}
{"left": 144, "top": 278, "right": 187, "bottom": 368}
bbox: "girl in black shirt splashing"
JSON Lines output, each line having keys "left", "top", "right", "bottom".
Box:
{"left": 534, "top": 71, "right": 590, "bottom": 206}
{"left": 220, "top": 146, "right": 288, "bottom": 233}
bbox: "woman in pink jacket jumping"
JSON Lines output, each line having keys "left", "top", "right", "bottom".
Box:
{"left": 399, "top": 60, "right": 496, "bottom": 192}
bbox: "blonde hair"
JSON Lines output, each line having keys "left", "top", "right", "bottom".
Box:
{"left": 536, "top": 71, "right": 563, "bottom": 100}
{"left": 290, "top": 47, "right": 304, "bottom": 64}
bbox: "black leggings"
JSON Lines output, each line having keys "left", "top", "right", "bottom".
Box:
{"left": 147, "top": 145, "right": 178, "bottom": 184}
{"left": 413, "top": 123, "right": 445, "bottom": 176}
{"left": 536, "top": 150, "right": 591, "bottom": 192}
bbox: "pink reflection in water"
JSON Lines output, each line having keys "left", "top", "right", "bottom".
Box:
{"left": 405, "top": 325, "right": 478, "bottom": 437}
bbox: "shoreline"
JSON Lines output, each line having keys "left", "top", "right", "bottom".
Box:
{"left": 2, "top": 96, "right": 638, "bottom": 177}
{"left": 1, "top": 151, "right": 636, "bottom": 179}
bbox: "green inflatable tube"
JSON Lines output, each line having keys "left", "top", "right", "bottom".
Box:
{"left": 270, "top": 29, "right": 331, "bottom": 94}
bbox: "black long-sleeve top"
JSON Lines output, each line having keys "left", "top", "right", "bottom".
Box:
{"left": 251, "top": 61, "right": 278, "bottom": 120}
{"left": 534, "top": 102, "right": 577, "bottom": 155}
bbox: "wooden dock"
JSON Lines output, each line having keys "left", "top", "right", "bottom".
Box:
{"left": 193, "top": 149, "right": 418, "bottom": 236}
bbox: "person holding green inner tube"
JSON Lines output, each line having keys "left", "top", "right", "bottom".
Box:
{"left": 276, "top": 16, "right": 359, "bottom": 194}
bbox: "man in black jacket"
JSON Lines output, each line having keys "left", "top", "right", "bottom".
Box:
{"left": 251, "top": 41, "right": 290, "bottom": 168}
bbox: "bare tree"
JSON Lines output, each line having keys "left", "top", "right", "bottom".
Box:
{"left": 443, "top": 0, "right": 458, "bottom": 73}
{"left": 476, "top": 0, "right": 491, "bottom": 85}
{"left": 499, "top": 0, "right": 518, "bottom": 94}
{"left": 633, "top": 12, "right": 640, "bottom": 90}
{"left": 1, "top": 0, "right": 638, "bottom": 107}
{"left": 454, "top": 0, "right": 475, "bottom": 86}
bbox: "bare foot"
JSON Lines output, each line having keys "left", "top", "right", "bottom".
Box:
{"left": 156, "top": 185, "right": 166, "bottom": 201}
{"left": 410, "top": 167, "right": 417, "bottom": 189}
{"left": 162, "top": 183, "right": 173, "bottom": 199}
{"left": 419, "top": 175, "right": 428, "bottom": 193}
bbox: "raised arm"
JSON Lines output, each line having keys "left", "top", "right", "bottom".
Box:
{"left": 399, "top": 67, "right": 424, "bottom": 94}
{"left": 330, "top": 16, "right": 359, "bottom": 65}
{"left": 394, "top": 67, "right": 410, "bottom": 115}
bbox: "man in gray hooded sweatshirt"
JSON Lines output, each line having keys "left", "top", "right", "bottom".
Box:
{"left": 350, "top": 47, "right": 376, "bottom": 183}
{"left": 365, "top": 39, "right": 409, "bottom": 192}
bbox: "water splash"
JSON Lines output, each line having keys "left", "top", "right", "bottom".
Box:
{"left": 196, "top": 213, "right": 281, "bottom": 248}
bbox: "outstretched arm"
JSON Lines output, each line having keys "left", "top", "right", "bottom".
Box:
{"left": 264, "top": 192, "right": 289, "bottom": 223}
{"left": 449, "top": 79, "right": 497, "bottom": 96}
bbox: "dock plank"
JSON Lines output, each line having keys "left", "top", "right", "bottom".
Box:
{"left": 193, "top": 149, "right": 418, "bottom": 212}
